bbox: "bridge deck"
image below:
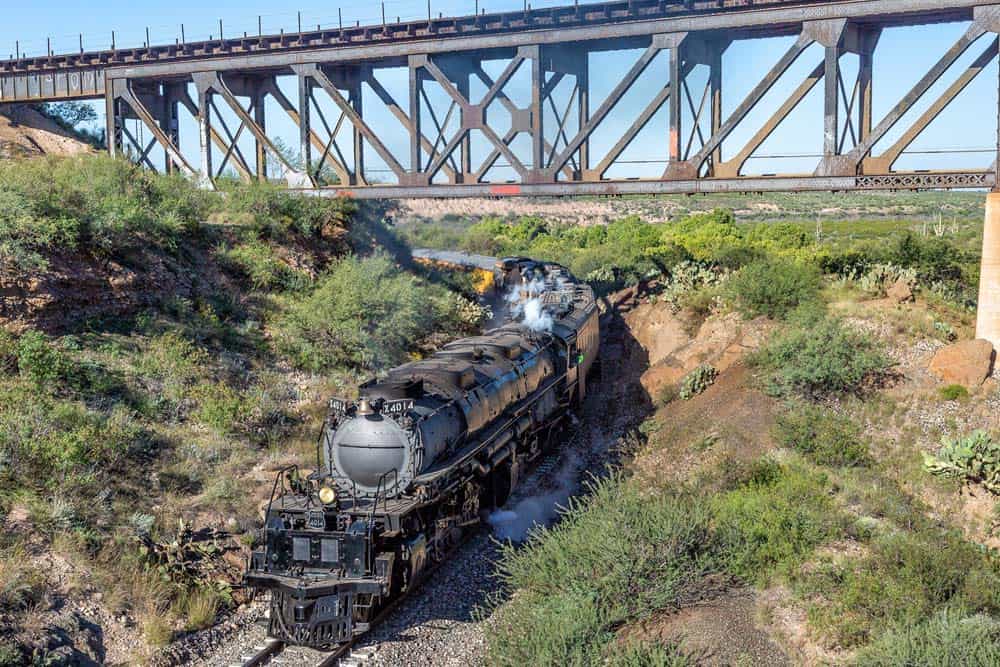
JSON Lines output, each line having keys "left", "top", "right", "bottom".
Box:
{"left": 0, "top": 0, "right": 978, "bottom": 104}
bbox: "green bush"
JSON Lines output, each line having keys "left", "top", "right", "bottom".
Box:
{"left": 0, "top": 383, "right": 142, "bottom": 482}
{"left": 486, "top": 461, "right": 849, "bottom": 665}
{"left": 14, "top": 330, "right": 73, "bottom": 390}
{"left": 663, "top": 209, "right": 742, "bottom": 261}
{"left": 193, "top": 382, "right": 250, "bottom": 435}
{"left": 678, "top": 364, "right": 717, "bottom": 400}
{"left": 2, "top": 330, "right": 124, "bottom": 400}
{"left": 134, "top": 332, "right": 208, "bottom": 416}
{"left": 277, "top": 254, "right": 453, "bottom": 371}
{"left": 753, "top": 312, "right": 892, "bottom": 398}
{"left": 939, "top": 383, "right": 969, "bottom": 401}
{"left": 923, "top": 430, "right": 1000, "bottom": 493}
{"left": 459, "top": 215, "right": 671, "bottom": 293}
{"left": 213, "top": 180, "right": 354, "bottom": 240}
{"left": 0, "top": 155, "right": 210, "bottom": 267}
{"left": 0, "top": 644, "right": 22, "bottom": 667}
{"left": 711, "top": 462, "right": 843, "bottom": 583}
{"left": 801, "top": 528, "right": 1000, "bottom": 648}
{"left": 486, "top": 475, "right": 717, "bottom": 666}
{"left": 855, "top": 611, "right": 1000, "bottom": 666}
{"left": 773, "top": 403, "right": 870, "bottom": 466}
{"left": 726, "top": 257, "right": 821, "bottom": 319}
{"left": 220, "top": 239, "right": 311, "bottom": 291}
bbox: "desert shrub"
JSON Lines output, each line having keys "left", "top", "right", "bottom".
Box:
{"left": 801, "top": 528, "right": 1000, "bottom": 648}
{"left": 220, "top": 240, "right": 311, "bottom": 291}
{"left": 486, "top": 474, "right": 718, "bottom": 666}
{"left": 460, "top": 215, "right": 670, "bottom": 293}
{"left": 13, "top": 330, "right": 73, "bottom": 389}
{"left": 939, "top": 383, "right": 969, "bottom": 401}
{"left": 0, "top": 155, "right": 210, "bottom": 262}
{"left": 0, "top": 543, "right": 46, "bottom": 612}
{"left": 924, "top": 430, "right": 1000, "bottom": 493}
{"left": 678, "top": 364, "right": 717, "bottom": 400}
{"left": 607, "top": 642, "right": 692, "bottom": 667}
{"left": 277, "top": 254, "right": 450, "bottom": 371}
{"left": 743, "top": 222, "right": 812, "bottom": 252}
{"left": 664, "top": 209, "right": 742, "bottom": 261}
{"left": 180, "top": 588, "right": 221, "bottom": 632}
{"left": 134, "top": 332, "right": 208, "bottom": 415}
{"left": 0, "top": 644, "right": 22, "bottom": 667}
{"left": 752, "top": 312, "right": 892, "bottom": 398}
{"left": 773, "top": 403, "right": 870, "bottom": 466}
{"left": 193, "top": 382, "right": 249, "bottom": 435}
{"left": 711, "top": 462, "right": 843, "bottom": 583}
{"left": 855, "top": 611, "right": 1000, "bottom": 666}
{"left": 889, "top": 231, "right": 968, "bottom": 284}
{"left": 213, "top": 180, "right": 354, "bottom": 240}
{"left": 726, "top": 257, "right": 821, "bottom": 319}
{"left": 0, "top": 383, "right": 142, "bottom": 483}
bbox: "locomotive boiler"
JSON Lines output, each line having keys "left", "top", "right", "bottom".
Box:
{"left": 244, "top": 257, "right": 599, "bottom": 649}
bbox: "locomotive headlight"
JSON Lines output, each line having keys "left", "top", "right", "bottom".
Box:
{"left": 318, "top": 486, "right": 337, "bottom": 505}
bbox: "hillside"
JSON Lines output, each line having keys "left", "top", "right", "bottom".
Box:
{"left": 0, "top": 156, "right": 490, "bottom": 665}
{"left": 457, "top": 206, "right": 1000, "bottom": 665}
{"left": 0, "top": 105, "right": 93, "bottom": 159}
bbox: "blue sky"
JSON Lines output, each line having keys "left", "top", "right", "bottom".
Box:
{"left": 4, "top": 1, "right": 997, "bottom": 181}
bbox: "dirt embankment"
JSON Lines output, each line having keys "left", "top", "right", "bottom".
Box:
{"left": 0, "top": 105, "right": 93, "bottom": 158}
{"left": 1, "top": 246, "right": 220, "bottom": 334}
{"left": 605, "top": 289, "right": 791, "bottom": 665}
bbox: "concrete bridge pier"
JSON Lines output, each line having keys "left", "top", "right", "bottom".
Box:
{"left": 976, "top": 192, "right": 1000, "bottom": 350}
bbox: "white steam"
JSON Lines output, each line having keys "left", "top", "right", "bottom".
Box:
{"left": 521, "top": 298, "right": 553, "bottom": 332}
{"left": 505, "top": 273, "right": 555, "bottom": 333}
{"left": 487, "top": 451, "right": 580, "bottom": 542}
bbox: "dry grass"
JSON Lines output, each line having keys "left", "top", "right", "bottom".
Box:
{"left": 181, "top": 589, "right": 220, "bottom": 632}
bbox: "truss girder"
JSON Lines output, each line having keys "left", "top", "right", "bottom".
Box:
{"left": 99, "top": 0, "right": 1000, "bottom": 196}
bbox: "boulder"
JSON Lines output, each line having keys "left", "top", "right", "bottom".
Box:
{"left": 928, "top": 339, "right": 995, "bottom": 387}
{"left": 886, "top": 279, "right": 914, "bottom": 303}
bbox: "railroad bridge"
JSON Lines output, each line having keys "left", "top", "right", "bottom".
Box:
{"left": 3, "top": 0, "right": 1000, "bottom": 198}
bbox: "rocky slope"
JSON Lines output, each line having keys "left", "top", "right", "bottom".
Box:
{"left": 0, "top": 105, "right": 93, "bottom": 158}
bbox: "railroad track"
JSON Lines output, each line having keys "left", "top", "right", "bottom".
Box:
{"left": 232, "top": 637, "right": 375, "bottom": 667}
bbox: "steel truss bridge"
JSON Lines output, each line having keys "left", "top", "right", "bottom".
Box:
{"left": 2, "top": 0, "right": 1000, "bottom": 198}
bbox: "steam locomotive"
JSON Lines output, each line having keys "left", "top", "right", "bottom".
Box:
{"left": 244, "top": 257, "right": 599, "bottom": 649}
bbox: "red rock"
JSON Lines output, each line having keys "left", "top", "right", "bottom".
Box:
{"left": 886, "top": 279, "right": 914, "bottom": 303}
{"left": 928, "top": 339, "right": 995, "bottom": 387}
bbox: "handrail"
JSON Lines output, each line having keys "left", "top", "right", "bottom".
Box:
{"left": 314, "top": 420, "right": 328, "bottom": 474}
{"left": 366, "top": 468, "right": 399, "bottom": 572}
{"left": 261, "top": 464, "right": 298, "bottom": 570}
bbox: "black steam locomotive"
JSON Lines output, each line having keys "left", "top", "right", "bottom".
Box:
{"left": 244, "top": 258, "right": 599, "bottom": 648}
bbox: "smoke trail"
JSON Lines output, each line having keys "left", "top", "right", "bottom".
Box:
{"left": 521, "top": 297, "right": 554, "bottom": 332}
{"left": 504, "top": 271, "right": 555, "bottom": 333}
{"left": 487, "top": 451, "right": 580, "bottom": 542}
